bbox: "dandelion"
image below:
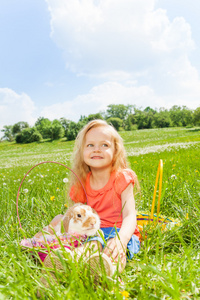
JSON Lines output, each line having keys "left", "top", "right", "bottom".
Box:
{"left": 50, "top": 196, "right": 55, "bottom": 201}
{"left": 195, "top": 170, "right": 199, "bottom": 173}
{"left": 24, "top": 189, "right": 29, "bottom": 193}
{"left": 120, "top": 291, "right": 129, "bottom": 299}
{"left": 63, "top": 178, "right": 69, "bottom": 183}
{"left": 64, "top": 204, "right": 68, "bottom": 208}
{"left": 40, "top": 175, "right": 44, "bottom": 178}
{"left": 171, "top": 175, "right": 177, "bottom": 179}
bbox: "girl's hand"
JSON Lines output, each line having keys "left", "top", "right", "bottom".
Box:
{"left": 103, "top": 236, "right": 127, "bottom": 267}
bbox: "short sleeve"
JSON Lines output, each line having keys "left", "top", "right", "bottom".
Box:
{"left": 69, "top": 185, "right": 87, "bottom": 204}
{"left": 114, "top": 169, "right": 136, "bottom": 196}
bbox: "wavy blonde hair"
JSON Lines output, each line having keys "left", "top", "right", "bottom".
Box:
{"left": 70, "top": 119, "right": 128, "bottom": 189}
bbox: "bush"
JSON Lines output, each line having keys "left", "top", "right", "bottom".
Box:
{"left": 193, "top": 107, "right": 200, "bottom": 126}
{"left": 153, "top": 111, "right": 172, "bottom": 128}
{"left": 106, "top": 117, "right": 123, "bottom": 131}
{"left": 51, "top": 124, "right": 65, "bottom": 140}
{"left": 30, "top": 131, "right": 43, "bottom": 142}
{"left": 35, "top": 117, "right": 52, "bottom": 139}
{"left": 66, "top": 121, "right": 85, "bottom": 141}
{"left": 15, "top": 128, "right": 42, "bottom": 143}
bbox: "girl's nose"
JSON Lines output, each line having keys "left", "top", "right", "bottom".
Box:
{"left": 93, "top": 145, "right": 100, "bottom": 151}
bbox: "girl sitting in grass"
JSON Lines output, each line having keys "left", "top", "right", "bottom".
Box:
{"left": 68, "top": 119, "right": 140, "bottom": 277}
{"left": 41, "top": 119, "right": 140, "bottom": 284}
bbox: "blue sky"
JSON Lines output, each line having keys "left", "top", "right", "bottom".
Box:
{"left": 0, "top": 0, "right": 200, "bottom": 135}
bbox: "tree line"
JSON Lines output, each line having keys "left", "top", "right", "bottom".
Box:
{"left": 1, "top": 104, "right": 200, "bottom": 143}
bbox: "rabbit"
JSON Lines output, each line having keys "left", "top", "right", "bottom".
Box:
{"left": 34, "top": 203, "right": 100, "bottom": 238}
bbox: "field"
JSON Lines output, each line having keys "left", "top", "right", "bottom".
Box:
{"left": 0, "top": 127, "right": 199, "bottom": 299}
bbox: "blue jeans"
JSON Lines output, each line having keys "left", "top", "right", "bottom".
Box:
{"left": 85, "top": 227, "right": 140, "bottom": 260}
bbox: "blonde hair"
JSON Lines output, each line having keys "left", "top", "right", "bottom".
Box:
{"left": 70, "top": 119, "right": 128, "bottom": 189}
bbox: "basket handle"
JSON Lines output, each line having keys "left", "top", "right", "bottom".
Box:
{"left": 16, "top": 161, "right": 88, "bottom": 230}
{"left": 150, "top": 159, "right": 163, "bottom": 219}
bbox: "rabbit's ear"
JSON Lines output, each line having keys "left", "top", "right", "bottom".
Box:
{"left": 91, "top": 208, "right": 98, "bottom": 216}
{"left": 63, "top": 208, "right": 73, "bottom": 232}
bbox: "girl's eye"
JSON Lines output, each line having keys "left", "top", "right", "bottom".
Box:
{"left": 102, "top": 144, "right": 108, "bottom": 147}
{"left": 87, "top": 144, "right": 93, "bottom": 147}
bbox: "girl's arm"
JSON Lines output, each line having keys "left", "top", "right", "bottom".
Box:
{"left": 118, "top": 182, "right": 137, "bottom": 245}
{"left": 103, "top": 183, "right": 137, "bottom": 262}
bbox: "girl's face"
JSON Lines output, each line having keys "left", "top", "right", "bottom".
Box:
{"left": 83, "top": 126, "right": 115, "bottom": 172}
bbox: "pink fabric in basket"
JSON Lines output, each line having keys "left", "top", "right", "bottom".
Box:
{"left": 20, "top": 232, "right": 87, "bottom": 262}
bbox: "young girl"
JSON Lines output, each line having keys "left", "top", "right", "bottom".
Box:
{"left": 68, "top": 119, "right": 140, "bottom": 276}
{"left": 41, "top": 119, "right": 140, "bottom": 283}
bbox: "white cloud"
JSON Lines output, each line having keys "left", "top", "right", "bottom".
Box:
{"left": 41, "top": 81, "right": 163, "bottom": 121}
{"left": 0, "top": 88, "right": 36, "bottom": 136}
{"left": 41, "top": 78, "right": 199, "bottom": 123}
{"left": 44, "top": 0, "right": 200, "bottom": 110}
{"left": 45, "top": 0, "right": 195, "bottom": 73}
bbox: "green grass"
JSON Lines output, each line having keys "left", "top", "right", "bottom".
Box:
{"left": 0, "top": 127, "right": 200, "bottom": 299}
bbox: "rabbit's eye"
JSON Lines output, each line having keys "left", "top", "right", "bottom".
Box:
{"left": 77, "top": 214, "right": 81, "bottom": 218}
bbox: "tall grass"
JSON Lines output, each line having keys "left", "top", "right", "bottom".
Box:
{"left": 0, "top": 127, "right": 199, "bottom": 299}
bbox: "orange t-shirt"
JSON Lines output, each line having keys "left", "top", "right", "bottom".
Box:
{"left": 69, "top": 169, "right": 140, "bottom": 238}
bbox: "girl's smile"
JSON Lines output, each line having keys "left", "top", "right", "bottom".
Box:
{"left": 83, "top": 126, "right": 115, "bottom": 171}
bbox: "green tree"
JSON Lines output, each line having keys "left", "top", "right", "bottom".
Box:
{"left": 35, "top": 117, "right": 52, "bottom": 139}
{"left": 153, "top": 109, "right": 172, "bottom": 128}
{"left": 78, "top": 113, "right": 104, "bottom": 124}
{"left": 50, "top": 120, "right": 65, "bottom": 140}
{"left": 169, "top": 106, "right": 194, "bottom": 127}
{"left": 193, "top": 107, "right": 200, "bottom": 126}
{"left": 12, "top": 121, "right": 29, "bottom": 135}
{"left": 87, "top": 113, "right": 104, "bottom": 121}
{"left": 125, "top": 115, "right": 133, "bottom": 131}
{"left": 60, "top": 118, "right": 71, "bottom": 138}
{"left": 106, "top": 117, "right": 123, "bottom": 131}
{"left": 106, "top": 104, "right": 131, "bottom": 121}
{"left": 131, "top": 108, "right": 155, "bottom": 129}
{"left": 1, "top": 125, "right": 14, "bottom": 141}
{"left": 66, "top": 121, "right": 85, "bottom": 141}
{"left": 180, "top": 106, "right": 193, "bottom": 126}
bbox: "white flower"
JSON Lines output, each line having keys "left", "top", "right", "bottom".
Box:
{"left": 63, "top": 178, "right": 69, "bottom": 183}
{"left": 3, "top": 183, "right": 6, "bottom": 186}
{"left": 40, "top": 175, "right": 44, "bottom": 178}
{"left": 171, "top": 175, "right": 177, "bottom": 179}
{"left": 24, "top": 189, "right": 29, "bottom": 193}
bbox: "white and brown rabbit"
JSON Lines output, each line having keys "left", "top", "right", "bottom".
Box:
{"left": 34, "top": 203, "right": 100, "bottom": 238}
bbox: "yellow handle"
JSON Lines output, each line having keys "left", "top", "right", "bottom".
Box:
{"left": 150, "top": 159, "right": 163, "bottom": 218}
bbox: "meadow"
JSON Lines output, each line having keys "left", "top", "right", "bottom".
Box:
{"left": 0, "top": 127, "right": 199, "bottom": 299}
